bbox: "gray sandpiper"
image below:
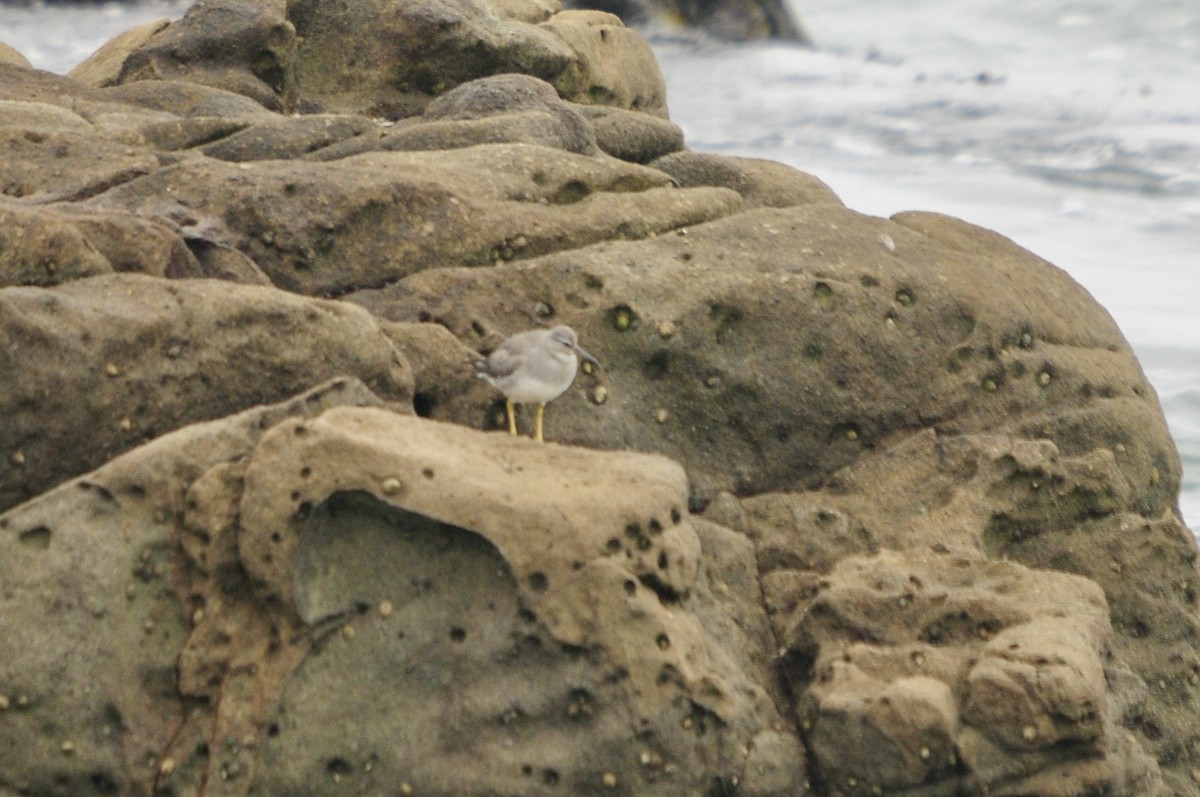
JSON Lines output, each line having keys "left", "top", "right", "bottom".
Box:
{"left": 474, "top": 325, "right": 599, "bottom": 442}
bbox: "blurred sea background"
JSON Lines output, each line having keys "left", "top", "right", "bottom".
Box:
{"left": 1, "top": 0, "right": 1197, "bottom": 530}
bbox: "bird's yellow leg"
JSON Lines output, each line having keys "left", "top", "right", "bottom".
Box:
{"left": 535, "top": 403, "right": 545, "bottom": 443}
{"left": 506, "top": 400, "right": 518, "bottom": 436}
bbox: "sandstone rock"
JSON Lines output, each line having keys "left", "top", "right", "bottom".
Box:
{"left": 242, "top": 409, "right": 789, "bottom": 795}
{"left": 0, "top": 66, "right": 187, "bottom": 150}
{"left": 0, "top": 126, "right": 157, "bottom": 202}
{"left": 651, "top": 150, "right": 843, "bottom": 208}
{"left": 346, "top": 203, "right": 1176, "bottom": 512}
{"left": 93, "top": 143, "right": 741, "bottom": 295}
{"left": 542, "top": 9, "right": 669, "bottom": 116}
{"left": 0, "top": 61, "right": 110, "bottom": 107}
{"left": 0, "top": 1, "right": 1195, "bottom": 795}
{"left": 0, "top": 274, "right": 413, "bottom": 511}
{"left": 423, "top": 71, "right": 575, "bottom": 123}
{"left": 0, "top": 99, "right": 94, "bottom": 135}
{"left": 67, "top": 16, "right": 172, "bottom": 87}
{"left": 111, "top": 114, "right": 253, "bottom": 151}
{"left": 580, "top": 103, "right": 684, "bottom": 162}
{"left": 379, "top": 320, "right": 497, "bottom": 424}
{"left": 330, "top": 109, "right": 590, "bottom": 159}
{"left": 421, "top": 72, "right": 599, "bottom": 152}
{"left": 290, "top": 0, "right": 572, "bottom": 117}
{"left": 116, "top": 0, "right": 298, "bottom": 112}
{"left": 0, "top": 202, "right": 113, "bottom": 286}
{"left": 0, "top": 378, "right": 394, "bottom": 797}
{"left": 0, "top": 405, "right": 793, "bottom": 796}
{"left": 780, "top": 550, "right": 1160, "bottom": 796}
{"left": 198, "top": 113, "right": 376, "bottom": 161}
{"left": 101, "top": 78, "right": 280, "bottom": 119}
{"left": 0, "top": 41, "right": 31, "bottom": 69}
{"left": 93, "top": 0, "right": 671, "bottom": 124}
{"left": 736, "top": 426, "right": 1195, "bottom": 797}
{"left": 305, "top": 74, "right": 606, "bottom": 160}
{"left": 0, "top": 202, "right": 200, "bottom": 287}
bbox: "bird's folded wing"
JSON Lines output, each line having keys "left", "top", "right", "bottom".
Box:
{"left": 482, "top": 347, "right": 521, "bottom": 379}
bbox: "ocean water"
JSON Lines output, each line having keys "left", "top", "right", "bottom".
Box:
{"left": 1, "top": 0, "right": 1196, "bottom": 529}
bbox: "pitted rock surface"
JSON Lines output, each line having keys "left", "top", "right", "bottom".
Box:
{"left": 0, "top": 274, "right": 412, "bottom": 510}
{"left": 0, "top": 1, "right": 1196, "bottom": 795}
{"left": 779, "top": 550, "right": 1158, "bottom": 797}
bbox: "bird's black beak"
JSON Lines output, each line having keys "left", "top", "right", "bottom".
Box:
{"left": 576, "top": 345, "right": 600, "bottom": 368}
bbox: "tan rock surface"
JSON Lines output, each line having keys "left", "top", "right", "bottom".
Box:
{"left": 68, "top": 17, "right": 173, "bottom": 88}
{"left": 116, "top": 0, "right": 298, "bottom": 112}
{"left": 1, "top": 405, "right": 799, "bottom": 797}
{"left": 348, "top": 203, "right": 1177, "bottom": 513}
{"left": 651, "top": 150, "right": 843, "bottom": 208}
{"left": 0, "top": 41, "right": 31, "bottom": 69}
{"left": 0, "top": 201, "right": 264, "bottom": 288}
{"left": 0, "top": 274, "right": 412, "bottom": 511}
{"left": 541, "top": 9, "right": 669, "bottom": 116}
{"left": 91, "top": 144, "right": 741, "bottom": 295}
{"left": 781, "top": 550, "right": 1159, "bottom": 796}
{"left": 0, "top": 1, "right": 1195, "bottom": 795}
{"left": 0, "top": 379, "right": 392, "bottom": 796}
{"left": 727, "top": 426, "right": 1197, "bottom": 796}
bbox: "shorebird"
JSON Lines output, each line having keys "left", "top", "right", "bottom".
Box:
{"left": 474, "top": 325, "right": 599, "bottom": 442}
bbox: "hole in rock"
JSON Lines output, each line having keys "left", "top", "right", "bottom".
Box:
{"left": 644, "top": 350, "right": 670, "bottom": 380}
{"left": 18, "top": 526, "right": 51, "bottom": 550}
{"left": 550, "top": 180, "right": 589, "bottom": 205}
{"left": 638, "top": 574, "right": 680, "bottom": 605}
{"left": 608, "top": 304, "right": 639, "bottom": 332}
{"left": 89, "top": 771, "right": 118, "bottom": 795}
{"left": 413, "top": 392, "right": 436, "bottom": 418}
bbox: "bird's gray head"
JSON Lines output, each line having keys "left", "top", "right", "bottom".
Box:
{"left": 548, "top": 325, "right": 578, "bottom": 348}
{"left": 549, "top": 325, "right": 600, "bottom": 367}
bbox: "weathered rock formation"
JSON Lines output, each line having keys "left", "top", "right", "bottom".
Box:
{"left": 0, "top": 1, "right": 1196, "bottom": 796}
